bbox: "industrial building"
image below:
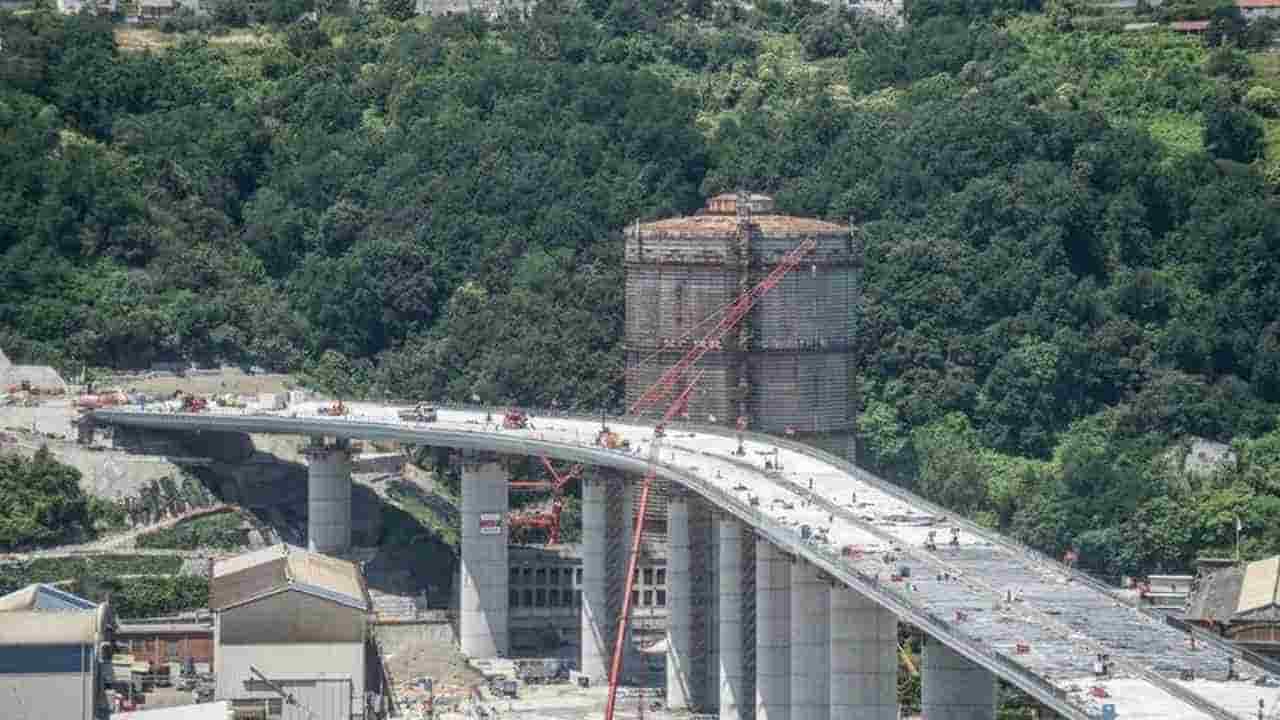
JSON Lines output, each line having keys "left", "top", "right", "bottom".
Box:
{"left": 115, "top": 612, "right": 215, "bottom": 671}
{"left": 0, "top": 584, "right": 114, "bottom": 720}
{"left": 624, "top": 192, "right": 860, "bottom": 454}
{"left": 1186, "top": 555, "right": 1280, "bottom": 658}
{"left": 211, "top": 544, "right": 374, "bottom": 720}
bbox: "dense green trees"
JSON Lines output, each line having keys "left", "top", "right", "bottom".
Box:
{"left": 3, "top": 1, "right": 1280, "bottom": 574}
{"left": 0, "top": 447, "right": 94, "bottom": 550}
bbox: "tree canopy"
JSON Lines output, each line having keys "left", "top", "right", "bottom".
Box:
{"left": 3, "top": 0, "right": 1280, "bottom": 573}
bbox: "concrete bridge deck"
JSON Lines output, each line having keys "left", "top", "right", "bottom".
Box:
{"left": 91, "top": 403, "right": 1280, "bottom": 720}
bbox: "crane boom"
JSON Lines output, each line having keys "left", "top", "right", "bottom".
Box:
{"left": 628, "top": 237, "right": 818, "bottom": 416}
{"left": 604, "top": 371, "right": 702, "bottom": 720}
{"left": 605, "top": 233, "right": 818, "bottom": 720}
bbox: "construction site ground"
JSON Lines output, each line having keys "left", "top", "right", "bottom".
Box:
{"left": 98, "top": 367, "right": 293, "bottom": 397}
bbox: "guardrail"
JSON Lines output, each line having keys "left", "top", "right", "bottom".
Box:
{"left": 91, "top": 406, "right": 1257, "bottom": 719}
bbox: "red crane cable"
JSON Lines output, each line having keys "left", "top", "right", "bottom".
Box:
{"left": 604, "top": 236, "right": 818, "bottom": 720}
{"left": 603, "top": 371, "right": 703, "bottom": 720}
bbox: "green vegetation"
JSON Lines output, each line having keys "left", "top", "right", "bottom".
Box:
{"left": 4, "top": 0, "right": 1280, "bottom": 577}
{"left": 0, "top": 555, "right": 185, "bottom": 594}
{"left": 75, "top": 574, "right": 210, "bottom": 618}
{"left": 136, "top": 510, "right": 249, "bottom": 550}
{"left": 0, "top": 447, "right": 108, "bottom": 550}
{"left": 0, "top": 553, "right": 205, "bottom": 618}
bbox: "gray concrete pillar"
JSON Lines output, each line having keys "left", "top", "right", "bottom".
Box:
{"left": 790, "top": 562, "right": 829, "bottom": 720}
{"left": 303, "top": 440, "right": 352, "bottom": 554}
{"left": 459, "top": 454, "right": 509, "bottom": 658}
{"left": 830, "top": 588, "right": 897, "bottom": 719}
{"left": 667, "top": 488, "right": 695, "bottom": 710}
{"left": 922, "top": 636, "right": 996, "bottom": 720}
{"left": 756, "top": 540, "right": 790, "bottom": 720}
{"left": 718, "top": 518, "right": 746, "bottom": 720}
{"left": 581, "top": 475, "right": 609, "bottom": 681}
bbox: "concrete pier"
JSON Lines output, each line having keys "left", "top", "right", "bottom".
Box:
{"left": 667, "top": 488, "right": 694, "bottom": 710}
{"left": 718, "top": 518, "right": 746, "bottom": 720}
{"left": 830, "top": 587, "right": 897, "bottom": 719}
{"left": 459, "top": 453, "right": 509, "bottom": 658}
{"left": 789, "top": 561, "right": 829, "bottom": 720}
{"left": 922, "top": 636, "right": 997, "bottom": 720}
{"left": 755, "top": 539, "right": 790, "bottom": 720}
{"left": 580, "top": 474, "right": 609, "bottom": 681}
{"left": 302, "top": 439, "right": 352, "bottom": 554}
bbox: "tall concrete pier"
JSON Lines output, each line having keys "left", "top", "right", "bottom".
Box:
{"left": 581, "top": 473, "right": 611, "bottom": 681}
{"left": 717, "top": 518, "right": 746, "bottom": 720}
{"left": 755, "top": 539, "right": 790, "bottom": 720}
{"left": 922, "top": 637, "right": 997, "bottom": 720}
{"left": 667, "top": 488, "right": 695, "bottom": 709}
{"left": 830, "top": 587, "right": 897, "bottom": 719}
{"left": 302, "top": 438, "right": 353, "bottom": 554}
{"left": 459, "top": 452, "right": 510, "bottom": 658}
{"left": 789, "top": 561, "right": 829, "bottom": 720}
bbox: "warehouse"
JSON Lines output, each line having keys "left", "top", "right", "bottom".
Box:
{"left": 0, "top": 584, "right": 114, "bottom": 720}
{"left": 212, "top": 544, "right": 373, "bottom": 720}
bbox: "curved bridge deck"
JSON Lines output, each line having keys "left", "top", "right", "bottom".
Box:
{"left": 92, "top": 404, "right": 1280, "bottom": 720}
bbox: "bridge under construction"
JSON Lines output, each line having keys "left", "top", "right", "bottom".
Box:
{"left": 90, "top": 403, "right": 1280, "bottom": 720}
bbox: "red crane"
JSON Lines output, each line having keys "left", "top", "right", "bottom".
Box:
{"left": 507, "top": 456, "right": 582, "bottom": 545}
{"left": 604, "top": 236, "right": 818, "bottom": 720}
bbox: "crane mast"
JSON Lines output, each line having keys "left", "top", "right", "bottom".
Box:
{"left": 604, "top": 236, "right": 818, "bottom": 720}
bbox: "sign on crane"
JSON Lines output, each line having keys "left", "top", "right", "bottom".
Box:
{"left": 604, "top": 236, "right": 818, "bottom": 720}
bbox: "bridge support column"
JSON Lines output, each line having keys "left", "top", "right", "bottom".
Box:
{"left": 790, "top": 561, "right": 828, "bottom": 720}
{"left": 459, "top": 452, "right": 509, "bottom": 658}
{"left": 302, "top": 438, "right": 353, "bottom": 555}
{"left": 756, "top": 539, "right": 790, "bottom": 720}
{"left": 830, "top": 587, "right": 897, "bottom": 719}
{"left": 718, "top": 517, "right": 753, "bottom": 720}
{"left": 581, "top": 473, "right": 611, "bottom": 682}
{"left": 667, "top": 487, "right": 695, "bottom": 710}
{"left": 922, "top": 636, "right": 996, "bottom": 720}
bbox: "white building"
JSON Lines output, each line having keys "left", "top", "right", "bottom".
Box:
{"left": 0, "top": 584, "right": 114, "bottom": 720}
{"left": 212, "top": 545, "right": 372, "bottom": 720}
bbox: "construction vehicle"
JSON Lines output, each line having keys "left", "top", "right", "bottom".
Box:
{"left": 398, "top": 403, "right": 438, "bottom": 423}
{"left": 604, "top": 236, "right": 818, "bottom": 720}
{"left": 502, "top": 408, "right": 529, "bottom": 429}
{"left": 319, "top": 400, "right": 348, "bottom": 416}
{"left": 596, "top": 427, "right": 630, "bottom": 450}
{"left": 179, "top": 395, "right": 207, "bottom": 413}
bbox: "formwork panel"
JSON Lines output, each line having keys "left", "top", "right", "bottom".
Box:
{"left": 625, "top": 194, "right": 861, "bottom": 442}
{"left": 748, "top": 352, "right": 852, "bottom": 433}
{"left": 625, "top": 266, "right": 740, "bottom": 348}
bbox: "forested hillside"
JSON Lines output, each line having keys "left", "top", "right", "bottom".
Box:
{"left": 4, "top": 0, "right": 1280, "bottom": 576}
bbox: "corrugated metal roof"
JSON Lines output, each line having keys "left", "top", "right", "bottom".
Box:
{"left": 287, "top": 551, "right": 365, "bottom": 608}
{"left": 0, "top": 611, "right": 99, "bottom": 645}
{"left": 1170, "top": 19, "right": 1211, "bottom": 30}
{"left": 113, "top": 700, "right": 233, "bottom": 719}
{"left": 212, "top": 543, "right": 291, "bottom": 578}
{"left": 209, "top": 555, "right": 288, "bottom": 610}
{"left": 1238, "top": 0, "right": 1280, "bottom": 8}
{"left": 210, "top": 544, "right": 368, "bottom": 611}
{"left": 116, "top": 622, "right": 211, "bottom": 636}
{"left": 0, "top": 584, "right": 98, "bottom": 612}
{"left": 1237, "top": 556, "right": 1280, "bottom": 614}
